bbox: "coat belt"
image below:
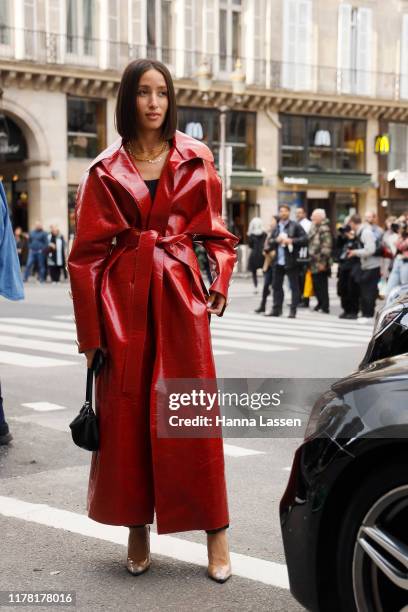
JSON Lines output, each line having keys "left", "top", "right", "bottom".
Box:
{"left": 115, "top": 228, "right": 201, "bottom": 394}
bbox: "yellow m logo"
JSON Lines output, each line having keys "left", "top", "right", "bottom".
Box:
{"left": 375, "top": 134, "right": 390, "bottom": 154}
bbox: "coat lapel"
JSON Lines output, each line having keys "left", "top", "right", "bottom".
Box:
{"left": 106, "top": 142, "right": 154, "bottom": 226}
{"left": 86, "top": 130, "right": 214, "bottom": 229}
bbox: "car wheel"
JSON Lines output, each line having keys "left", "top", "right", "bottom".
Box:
{"left": 334, "top": 464, "right": 408, "bottom": 612}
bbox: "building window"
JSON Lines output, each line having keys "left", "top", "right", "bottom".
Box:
{"left": 178, "top": 107, "right": 255, "bottom": 170}
{"left": 129, "top": 0, "right": 172, "bottom": 63}
{"left": 388, "top": 123, "right": 408, "bottom": 173}
{"left": 280, "top": 114, "right": 366, "bottom": 173}
{"left": 147, "top": 0, "right": 173, "bottom": 53}
{"left": 66, "top": 0, "right": 95, "bottom": 57}
{"left": 219, "top": 0, "right": 242, "bottom": 73}
{"left": 401, "top": 15, "right": 408, "bottom": 99}
{"left": 282, "top": 0, "right": 313, "bottom": 90}
{"left": 23, "top": 0, "right": 37, "bottom": 58}
{"left": 0, "top": 0, "right": 10, "bottom": 46}
{"left": 338, "top": 5, "right": 373, "bottom": 96}
{"left": 147, "top": 0, "right": 156, "bottom": 47}
{"left": 67, "top": 97, "right": 106, "bottom": 158}
{"left": 108, "top": 0, "right": 120, "bottom": 68}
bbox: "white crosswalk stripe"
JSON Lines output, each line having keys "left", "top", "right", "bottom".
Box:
{"left": 0, "top": 316, "right": 79, "bottom": 366}
{"left": 0, "top": 308, "right": 371, "bottom": 367}
{"left": 0, "top": 317, "right": 75, "bottom": 330}
{"left": 212, "top": 320, "right": 370, "bottom": 344}
{"left": 0, "top": 323, "right": 74, "bottom": 341}
{"left": 210, "top": 310, "right": 372, "bottom": 353}
{"left": 0, "top": 350, "right": 75, "bottom": 368}
{"left": 223, "top": 443, "right": 265, "bottom": 457}
{"left": 0, "top": 335, "right": 76, "bottom": 355}
{"left": 0, "top": 495, "right": 289, "bottom": 589}
{"left": 224, "top": 311, "right": 373, "bottom": 334}
{"left": 212, "top": 328, "right": 360, "bottom": 349}
{"left": 0, "top": 316, "right": 231, "bottom": 367}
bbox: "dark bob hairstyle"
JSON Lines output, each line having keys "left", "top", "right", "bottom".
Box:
{"left": 115, "top": 58, "right": 178, "bottom": 143}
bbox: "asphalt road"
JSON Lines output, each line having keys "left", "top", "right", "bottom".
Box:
{"left": 0, "top": 275, "right": 375, "bottom": 612}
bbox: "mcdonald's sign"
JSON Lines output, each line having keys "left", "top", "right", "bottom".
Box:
{"left": 355, "top": 138, "right": 364, "bottom": 154}
{"left": 375, "top": 134, "right": 390, "bottom": 155}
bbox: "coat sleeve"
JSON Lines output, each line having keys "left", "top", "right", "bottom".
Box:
{"left": 194, "top": 159, "right": 239, "bottom": 306}
{"left": 292, "top": 223, "right": 308, "bottom": 247}
{"left": 67, "top": 167, "right": 126, "bottom": 353}
{"left": 0, "top": 182, "right": 24, "bottom": 301}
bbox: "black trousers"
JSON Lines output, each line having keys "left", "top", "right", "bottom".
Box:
{"left": 360, "top": 267, "right": 381, "bottom": 317}
{"left": 312, "top": 271, "right": 329, "bottom": 312}
{"left": 128, "top": 523, "right": 229, "bottom": 534}
{"left": 49, "top": 265, "right": 63, "bottom": 282}
{"left": 272, "top": 265, "right": 300, "bottom": 313}
{"left": 298, "top": 264, "right": 309, "bottom": 305}
{"left": 337, "top": 267, "right": 359, "bottom": 315}
{"left": 259, "top": 267, "right": 274, "bottom": 308}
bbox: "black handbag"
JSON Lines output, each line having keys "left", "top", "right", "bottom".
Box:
{"left": 69, "top": 349, "right": 105, "bottom": 451}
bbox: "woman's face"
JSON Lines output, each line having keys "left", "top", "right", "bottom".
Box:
{"left": 135, "top": 69, "right": 169, "bottom": 135}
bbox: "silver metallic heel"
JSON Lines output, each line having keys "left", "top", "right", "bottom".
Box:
{"left": 126, "top": 525, "right": 151, "bottom": 576}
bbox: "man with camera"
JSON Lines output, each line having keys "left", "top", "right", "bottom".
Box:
{"left": 347, "top": 214, "right": 382, "bottom": 322}
{"left": 385, "top": 219, "right": 408, "bottom": 294}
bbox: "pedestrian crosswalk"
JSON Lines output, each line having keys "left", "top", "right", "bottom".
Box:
{"left": 211, "top": 310, "right": 373, "bottom": 352}
{"left": 0, "top": 309, "right": 373, "bottom": 368}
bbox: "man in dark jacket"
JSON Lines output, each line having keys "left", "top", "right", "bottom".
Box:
{"left": 308, "top": 209, "right": 333, "bottom": 313}
{"left": 264, "top": 204, "right": 308, "bottom": 318}
{"left": 23, "top": 221, "right": 48, "bottom": 283}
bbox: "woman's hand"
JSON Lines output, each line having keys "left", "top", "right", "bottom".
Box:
{"left": 206, "top": 291, "right": 227, "bottom": 316}
{"left": 84, "top": 348, "right": 98, "bottom": 369}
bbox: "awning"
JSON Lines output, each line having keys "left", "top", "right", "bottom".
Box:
{"left": 215, "top": 167, "right": 264, "bottom": 188}
{"left": 278, "top": 171, "right": 373, "bottom": 189}
{"left": 388, "top": 170, "right": 408, "bottom": 189}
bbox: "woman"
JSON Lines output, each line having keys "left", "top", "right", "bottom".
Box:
{"left": 67, "top": 59, "right": 238, "bottom": 582}
{"left": 247, "top": 217, "right": 266, "bottom": 293}
{"left": 14, "top": 226, "right": 28, "bottom": 268}
{"left": 47, "top": 225, "right": 66, "bottom": 283}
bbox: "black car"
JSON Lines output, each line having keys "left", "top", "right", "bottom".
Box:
{"left": 280, "top": 348, "right": 408, "bottom": 608}
{"left": 360, "top": 285, "right": 408, "bottom": 368}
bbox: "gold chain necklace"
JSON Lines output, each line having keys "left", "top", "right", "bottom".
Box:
{"left": 127, "top": 140, "right": 169, "bottom": 164}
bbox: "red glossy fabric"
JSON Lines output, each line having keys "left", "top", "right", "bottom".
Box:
{"left": 67, "top": 130, "right": 239, "bottom": 534}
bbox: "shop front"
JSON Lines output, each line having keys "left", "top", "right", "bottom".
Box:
{"left": 279, "top": 113, "right": 372, "bottom": 230}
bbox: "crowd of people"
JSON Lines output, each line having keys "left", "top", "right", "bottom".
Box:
{"left": 246, "top": 206, "right": 408, "bottom": 322}
{"left": 14, "top": 221, "right": 67, "bottom": 284}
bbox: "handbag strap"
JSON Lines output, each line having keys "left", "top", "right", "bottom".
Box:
{"left": 85, "top": 368, "right": 93, "bottom": 406}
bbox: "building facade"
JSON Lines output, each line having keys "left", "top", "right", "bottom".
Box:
{"left": 0, "top": 0, "right": 407, "bottom": 244}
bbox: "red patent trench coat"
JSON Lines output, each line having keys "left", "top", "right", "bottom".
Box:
{"left": 67, "top": 130, "right": 238, "bottom": 534}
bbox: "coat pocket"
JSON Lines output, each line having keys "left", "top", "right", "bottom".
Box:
{"left": 190, "top": 267, "right": 210, "bottom": 305}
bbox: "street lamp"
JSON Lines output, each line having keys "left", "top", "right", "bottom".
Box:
{"left": 218, "top": 104, "right": 229, "bottom": 225}
{"left": 196, "top": 57, "right": 246, "bottom": 227}
{"left": 196, "top": 57, "right": 212, "bottom": 104}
